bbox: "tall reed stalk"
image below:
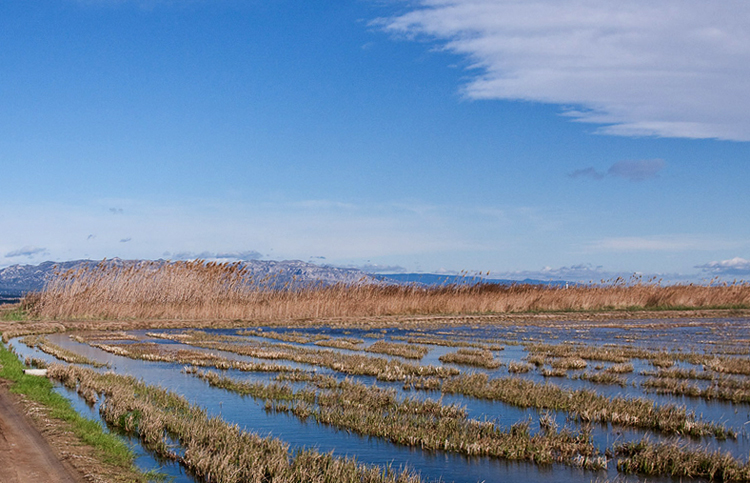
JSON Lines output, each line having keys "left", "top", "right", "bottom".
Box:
{"left": 29, "top": 260, "right": 750, "bottom": 321}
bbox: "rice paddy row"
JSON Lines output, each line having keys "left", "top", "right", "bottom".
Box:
{"left": 85, "top": 330, "right": 735, "bottom": 439}
{"left": 406, "top": 373, "right": 735, "bottom": 439}
{"left": 438, "top": 348, "right": 502, "bottom": 369}
{"left": 192, "top": 369, "right": 750, "bottom": 481}
{"left": 20, "top": 334, "right": 109, "bottom": 367}
{"left": 144, "top": 331, "right": 458, "bottom": 381}
{"left": 48, "top": 364, "right": 424, "bottom": 483}
{"left": 191, "top": 369, "right": 605, "bottom": 470}
{"left": 390, "top": 334, "right": 506, "bottom": 351}
{"left": 87, "top": 341, "right": 302, "bottom": 374}
{"left": 641, "top": 377, "right": 750, "bottom": 404}
{"left": 524, "top": 341, "right": 750, "bottom": 375}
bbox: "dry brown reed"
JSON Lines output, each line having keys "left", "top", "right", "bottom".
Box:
{"left": 0, "top": 322, "right": 67, "bottom": 343}
{"left": 431, "top": 373, "right": 734, "bottom": 439}
{"left": 550, "top": 357, "right": 588, "bottom": 370}
{"left": 439, "top": 348, "right": 502, "bottom": 369}
{"left": 391, "top": 334, "right": 505, "bottom": 351}
{"left": 576, "top": 372, "right": 628, "bottom": 387}
{"left": 192, "top": 369, "right": 605, "bottom": 470}
{"left": 524, "top": 341, "right": 724, "bottom": 369}
{"left": 641, "top": 377, "right": 750, "bottom": 404}
{"left": 314, "top": 337, "right": 364, "bottom": 350}
{"left": 615, "top": 439, "right": 750, "bottom": 481}
{"left": 148, "top": 330, "right": 458, "bottom": 381}
{"left": 48, "top": 364, "right": 424, "bottom": 483}
{"left": 28, "top": 260, "right": 750, "bottom": 320}
{"left": 366, "top": 341, "right": 430, "bottom": 359}
{"left": 507, "top": 361, "right": 534, "bottom": 373}
{"left": 88, "top": 341, "right": 300, "bottom": 374}
{"left": 20, "top": 335, "right": 108, "bottom": 367}
{"left": 237, "top": 329, "right": 329, "bottom": 344}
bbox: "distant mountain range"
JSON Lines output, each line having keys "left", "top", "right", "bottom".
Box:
{"left": 0, "top": 259, "right": 371, "bottom": 302}
{"left": 373, "top": 273, "right": 570, "bottom": 287}
{"left": 0, "top": 260, "right": 570, "bottom": 305}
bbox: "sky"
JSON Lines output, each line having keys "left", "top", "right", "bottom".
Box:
{"left": 1, "top": 0, "right": 749, "bottom": 282}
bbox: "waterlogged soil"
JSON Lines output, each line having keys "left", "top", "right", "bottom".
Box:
{"left": 9, "top": 316, "right": 750, "bottom": 483}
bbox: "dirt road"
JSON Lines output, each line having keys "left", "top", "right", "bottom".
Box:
{"left": 0, "top": 382, "right": 83, "bottom": 483}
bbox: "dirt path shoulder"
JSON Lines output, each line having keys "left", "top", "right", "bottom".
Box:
{"left": 0, "top": 380, "right": 84, "bottom": 483}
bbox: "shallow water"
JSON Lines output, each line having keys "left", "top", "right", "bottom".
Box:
{"left": 9, "top": 317, "right": 750, "bottom": 483}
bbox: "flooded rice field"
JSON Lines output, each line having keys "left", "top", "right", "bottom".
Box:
{"left": 10, "top": 316, "right": 750, "bottom": 483}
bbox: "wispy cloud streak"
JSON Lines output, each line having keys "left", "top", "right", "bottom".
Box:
{"left": 381, "top": 0, "right": 750, "bottom": 140}
{"left": 570, "top": 159, "right": 665, "bottom": 181}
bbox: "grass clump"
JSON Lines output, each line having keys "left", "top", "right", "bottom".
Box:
{"left": 20, "top": 335, "right": 108, "bottom": 367}
{"left": 49, "top": 364, "right": 424, "bottom": 483}
{"left": 616, "top": 439, "right": 750, "bottom": 481}
{"left": 439, "top": 348, "right": 502, "bottom": 369}
{"left": 436, "top": 373, "right": 734, "bottom": 439}
{"left": 193, "top": 370, "right": 605, "bottom": 470}
{"left": 147, "top": 331, "right": 457, "bottom": 381}
{"left": 366, "top": 340, "right": 430, "bottom": 359}
{"left": 315, "top": 337, "right": 364, "bottom": 350}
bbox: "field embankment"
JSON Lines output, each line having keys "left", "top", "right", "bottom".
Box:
{"left": 20, "top": 260, "right": 750, "bottom": 321}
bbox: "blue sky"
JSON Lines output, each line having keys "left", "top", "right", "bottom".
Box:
{"left": 1, "top": 0, "right": 749, "bottom": 282}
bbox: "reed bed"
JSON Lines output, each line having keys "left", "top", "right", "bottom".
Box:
{"left": 642, "top": 368, "right": 715, "bottom": 380}
{"left": 615, "top": 439, "right": 750, "bottom": 481}
{"left": 550, "top": 357, "right": 588, "bottom": 370}
{"left": 48, "top": 364, "right": 424, "bottom": 483}
{"left": 192, "top": 369, "right": 605, "bottom": 470}
{"left": 24, "top": 356, "right": 49, "bottom": 368}
{"left": 641, "top": 377, "right": 750, "bottom": 404}
{"left": 147, "top": 331, "right": 458, "bottom": 381}
{"left": 391, "top": 334, "right": 505, "bottom": 351}
{"left": 88, "top": 341, "right": 300, "bottom": 374}
{"left": 439, "top": 348, "right": 502, "bottom": 369}
{"left": 237, "top": 329, "right": 330, "bottom": 344}
{"left": 575, "top": 372, "right": 628, "bottom": 387}
{"left": 705, "top": 356, "right": 750, "bottom": 375}
{"left": 365, "top": 340, "right": 430, "bottom": 359}
{"left": 0, "top": 322, "right": 67, "bottom": 343}
{"left": 20, "top": 335, "right": 108, "bottom": 367}
{"left": 540, "top": 368, "right": 569, "bottom": 378}
{"left": 28, "top": 260, "right": 750, "bottom": 320}
{"left": 606, "top": 363, "right": 634, "bottom": 374}
{"left": 314, "top": 337, "right": 364, "bottom": 350}
{"left": 523, "top": 341, "right": 739, "bottom": 370}
{"left": 508, "top": 361, "right": 534, "bottom": 373}
{"left": 408, "top": 373, "right": 734, "bottom": 439}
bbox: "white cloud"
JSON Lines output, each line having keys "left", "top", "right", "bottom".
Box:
{"left": 381, "top": 0, "right": 750, "bottom": 140}
{"left": 696, "top": 257, "right": 750, "bottom": 276}
{"left": 4, "top": 246, "right": 48, "bottom": 259}
{"left": 570, "top": 159, "right": 665, "bottom": 181}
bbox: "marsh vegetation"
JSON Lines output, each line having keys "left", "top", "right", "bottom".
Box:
{"left": 4, "top": 261, "right": 750, "bottom": 482}
{"left": 24, "top": 260, "right": 750, "bottom": 320}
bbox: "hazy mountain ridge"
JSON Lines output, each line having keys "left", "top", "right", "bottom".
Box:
{"left": 0, "top": 260, "right": 569, "bottom": 306}
{"left": 374, "top": 273, "right": 571, "bottom": 287}
{"left": 0, "top": 259, "right": 373, "bottom": 296}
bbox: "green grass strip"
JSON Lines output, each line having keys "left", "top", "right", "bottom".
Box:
{"left": 0, "top": 342, "right": 135, "bottom": 469}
